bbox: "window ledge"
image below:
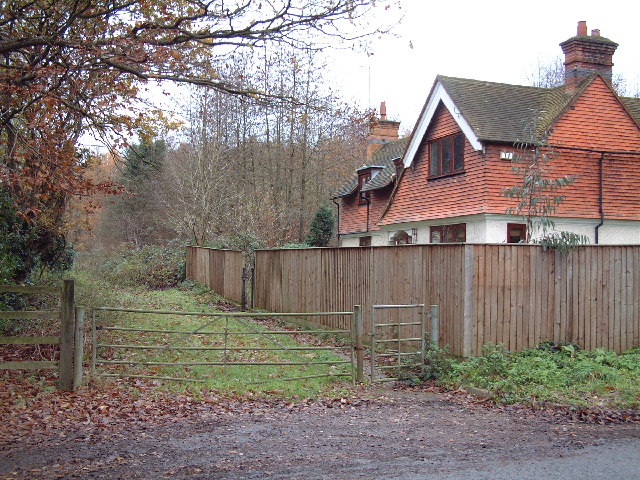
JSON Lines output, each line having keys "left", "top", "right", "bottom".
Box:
{"left": 428, "top": 169, "right": 466, "bottom": 181}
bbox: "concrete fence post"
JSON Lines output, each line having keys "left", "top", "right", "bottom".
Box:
{"left": 430, "top": 304, "right": 439, "bottom": 347}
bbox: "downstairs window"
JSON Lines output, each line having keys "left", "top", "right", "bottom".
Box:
{"left": 430, "top": 224, "right": 466, "bottom": 243}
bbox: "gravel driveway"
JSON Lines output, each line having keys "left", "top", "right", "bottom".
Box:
{"left": 2, "top": 387, "right": 639, "bottom": 479}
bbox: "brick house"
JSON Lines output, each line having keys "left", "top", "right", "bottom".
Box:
{"left": 336, "top": 22, "right": 640, "bottom": 246}
{"left": 334, "top": 102, "right": 409, "bottom": 246}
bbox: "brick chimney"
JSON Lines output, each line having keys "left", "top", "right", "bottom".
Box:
{"left": 367, "top": 101, "right": 400, "bottom": 160}
{"left": 560, "top": 21, "right": 618, "bottom": 92}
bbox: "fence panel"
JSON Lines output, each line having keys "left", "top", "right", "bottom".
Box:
{"left": 186, "top": 246, "right": 244, "bottom": 304}
{"left": 195, "top": 244, "right": 640, "bottom": 356}
{"left": 0, "top": 281, "right": 82, "bottom": 390}
{"left": 471, "top": 245, "right": 640, "bottom": 355}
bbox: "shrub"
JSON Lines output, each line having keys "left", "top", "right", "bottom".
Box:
{"left": 305, "top": 204, "right": 335, "bottom": 247}
{"left": 96, "top": 242, "right": 186, "bottom": 289}
{"left": 206, "top": 232, "right": 265, "bottom": 252}
{"left": 279, "top": 242, "right": 311, "bottom": 249}
{"left": 419, "top": 345, "right": 454, "bottom": 380}
{"left": 435, "top": 342, "right": 640, "bottom": 408}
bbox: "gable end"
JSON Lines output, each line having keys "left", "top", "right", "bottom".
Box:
{"left": 403, "top": 81, "right": 482, "bottom": 168}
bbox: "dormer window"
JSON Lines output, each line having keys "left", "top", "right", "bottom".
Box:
{"left": 393, "top": 158, "right": 403, "bottom": 179}
{"left": 429, "top": 132, "right": 465, "bottom": 177}
{"left": 358, "top": 171, "right": 371, "bottom": 204}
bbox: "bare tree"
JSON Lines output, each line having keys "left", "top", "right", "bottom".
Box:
{"left": 527, "top": 56, "right": 630, "bottom": 95}
{"left": 156, "top": 47, "right": 368, "bottom": 247}
{"left": 157, "top": 142, "right": 239, "bottom": 246}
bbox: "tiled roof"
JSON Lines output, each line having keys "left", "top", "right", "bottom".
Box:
{"left": 621, "top": 96, "right": 640, "bottom": 128}
{"left": 438, "top": 76, "right": 575, "bottom": 143}
{"left": 438, "top": 75, "right": 640, "bottom": 143}
{"left": 334, "top": 137, "right": 409, "bottom": 197}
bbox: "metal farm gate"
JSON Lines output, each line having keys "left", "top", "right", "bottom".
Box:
{"left": 91, "top": 307, "right": 358, "bottom": 385}
{"left": 369, "top": 304, "right": 439, "bottom": 383}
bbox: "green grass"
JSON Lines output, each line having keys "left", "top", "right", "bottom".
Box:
{"left": 65, "top": 267, "right": 352, "bottom": 398}
{"left": 433, "top": 343, "right": 640, "bottom": 409}
{"left": 94, "top": 309, "right": 352, "bottom": 397}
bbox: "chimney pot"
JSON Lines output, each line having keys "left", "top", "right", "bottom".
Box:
{"left": 577, "top": 20, "right": 587, "bottom": 36}
{"left": 380, "top": 101, "right": 387, "bottom": 120}
{"left": 367, "top": 101, "right": 399, "bottom": 160}
{"left": 561, "top": 21, "right": 618, "bottom": 92}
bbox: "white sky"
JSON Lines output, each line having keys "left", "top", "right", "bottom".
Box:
{"left": 326, "top": 0, "right": 640, "bottom": 133}
{"left": 82, "top": 0, "right": 640, "bottom": 151}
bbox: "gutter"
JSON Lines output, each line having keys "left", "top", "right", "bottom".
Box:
{"left": 365, "top": 197, "right": 371, "bottom": 232}
{"left": 331, "top": 197, "right": 340, "bottom": 244}
{"left": 595, "top": 153, "right": 605, "bottom": 244}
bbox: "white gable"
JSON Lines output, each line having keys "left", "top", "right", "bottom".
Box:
{"left": 403, "top": 81, "right": 483, "bottom": 168}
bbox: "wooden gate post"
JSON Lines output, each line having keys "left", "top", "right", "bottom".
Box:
{"left": 73, "top": 307, "right": 85, "bottom": 390}
{"left": 58, "top": 279, "right": 75, "bottom": 391}
{"left": 241, "top": 266, "right": 247, "bottom": 311}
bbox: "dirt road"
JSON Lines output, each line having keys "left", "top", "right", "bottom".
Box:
{"left": 1, "top": 388, "right": 639, "bottom": 479}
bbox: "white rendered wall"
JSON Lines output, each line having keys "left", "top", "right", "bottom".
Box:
{"left": 339, "top": 232, "right": 388, "bottom": 247}
{"left": 347, "top": 216, "right": 640, "bottom": 246}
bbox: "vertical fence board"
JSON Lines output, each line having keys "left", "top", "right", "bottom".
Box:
{"left": 607, "top": 248, "right": 615, "bottom": 350}
{"left": 588, "top": 247, "right": 597, "bottom": 350}
{"left": 472, "top": 245, "right": 482, "bottom": 356}
{"left": 578, "top": 249, "right": 591, "bottom": 348}
{"left": 614, "top": 248, "right": 622, "bottom": 353}
{"left": 506, "top": 246, "right": 516, "bottom": 350}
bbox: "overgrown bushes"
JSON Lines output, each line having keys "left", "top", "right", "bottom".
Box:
{"left": 0, "top": 188, "right": 72, "bottom": 287}
{"left": 91, "top": 243, "right": 186, "bottom": 289}
{"left": 417, "top": 342, "right": 640, "bottom": 409}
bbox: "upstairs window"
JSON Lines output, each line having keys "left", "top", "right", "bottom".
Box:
{"left": 429, "top": 133, "right": 465, "bottom": 177}
{"left": 358, "top": 172, "right": 371, "bottom": 205}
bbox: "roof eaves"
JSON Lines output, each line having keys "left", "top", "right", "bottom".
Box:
{"left": 620, "top": 96, "right": 640, "bottom": 130}
{"left": 356, "top": 164, "right": 385, "bottom": 172}
{"left": 333, "top": 178, "right": 357, "bottom": 198}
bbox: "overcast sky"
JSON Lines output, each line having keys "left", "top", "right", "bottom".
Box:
{"left": 327, "top": 0, "right": 640, "bottom": 133}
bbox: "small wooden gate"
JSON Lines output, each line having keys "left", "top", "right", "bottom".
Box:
{"left": 0, "top": 280, "right": 84, "bottom": 390}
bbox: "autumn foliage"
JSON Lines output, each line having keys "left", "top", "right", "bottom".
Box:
{"left": 0, "top": 0, "right": 392, "bottom": 280}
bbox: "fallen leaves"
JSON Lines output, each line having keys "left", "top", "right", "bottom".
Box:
{"left": 393, "top": 381, "right": 640, "bottom": 425}
{"left": 0, "top": 372, "right": 374, "bottom": 449}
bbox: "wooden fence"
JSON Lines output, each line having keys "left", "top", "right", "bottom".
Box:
{"left": 0, "top": 280, "right": 84, "bottom": 390}
{"left": 185, "top": 246, "right": 245, "bottom": 303}
{"left": 251, "top": 244, "right": 640, "bottom": 357}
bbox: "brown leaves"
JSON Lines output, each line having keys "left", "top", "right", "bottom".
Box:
{"left": 0, "top": 371, "right": 374, "bottom": 449}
